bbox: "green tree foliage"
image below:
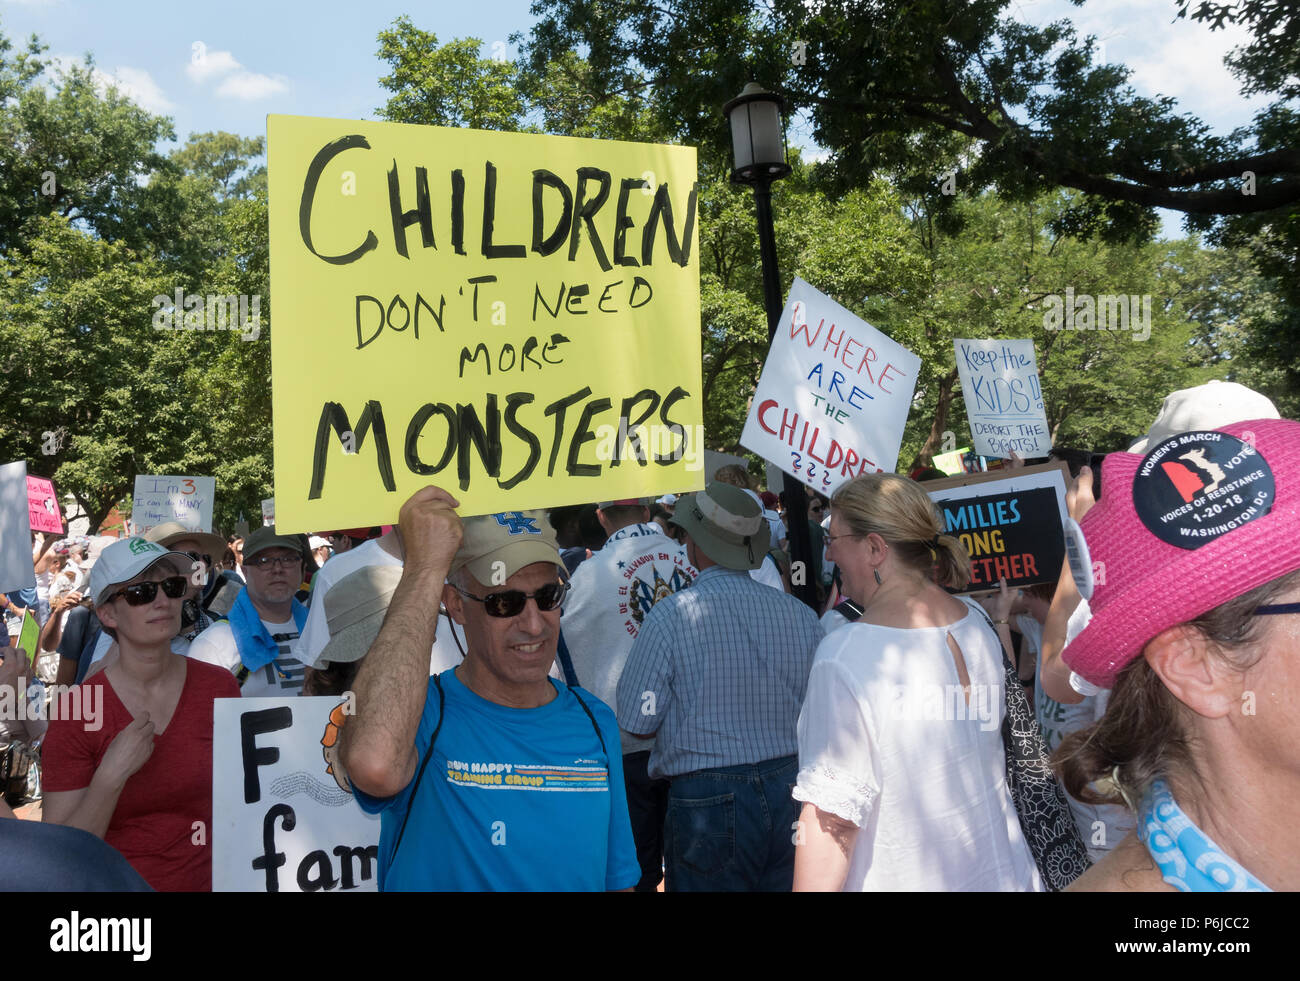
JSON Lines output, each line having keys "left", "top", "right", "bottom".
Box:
{"left": 0, "top": 27, "right": 272, "bottom": 532}
{"left": 521, "top": 0, "right": 1299, "bottom": 413}
{"left": 376, "top": 16, "right": 527, "bottom": 130}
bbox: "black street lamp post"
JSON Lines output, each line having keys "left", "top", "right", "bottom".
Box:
{"left": 724, "top": 82, "right": 818, "bottom": 611}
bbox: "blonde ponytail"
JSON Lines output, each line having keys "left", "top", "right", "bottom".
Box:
{"left": 831, "top": 474, "right": 972, "bottom": 589}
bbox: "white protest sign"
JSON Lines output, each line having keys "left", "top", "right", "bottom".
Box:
{"left": 0, "top": 461, "right": 36, "bottom": 595}
{"left": 212, "top": 695, "right": 380, "bottom": 892}
{"left": 954, "top": 338, "right": 1051, "bottom": 458}
{"left": 741, "top": 278, "right": 920, "bottom": 492}
{"left": 131, "top": 475, "right": 216, "bottom": 534}
{"left": 261, "top": 497, "right": 275, "bottom": 527}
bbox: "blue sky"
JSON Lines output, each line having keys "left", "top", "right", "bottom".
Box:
{"left": 2, "top": 0, "right": 1272, "bottom": 235}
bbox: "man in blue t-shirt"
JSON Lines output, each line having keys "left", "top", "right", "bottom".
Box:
{"left": 340, "top": 486, "right": 640, "bottom": 891}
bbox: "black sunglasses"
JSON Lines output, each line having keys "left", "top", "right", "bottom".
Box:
{"left": 110, "top": 576, "right": 188, "bottom": 606}
{"left": 451, "top": 582, "right": 568, "bottom": 618}
{"left": 183, "top": 551, "right": 212, "bottom": 568}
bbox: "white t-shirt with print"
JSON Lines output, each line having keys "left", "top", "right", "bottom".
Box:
{"left": 562, "top": 523, "right": 697, "bottom": 755}
{"left": 187, "top": 617, "right": 306, "bottom": 697}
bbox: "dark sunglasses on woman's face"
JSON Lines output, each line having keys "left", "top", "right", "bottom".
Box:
{"left": 183, "top": 551, "right": 212, "bottom": 569}
{"left": 451, "top": 581, "right": 568, "bottom": 618}
{"left": 110, "top": 576, "right": 188, "bottom": 606}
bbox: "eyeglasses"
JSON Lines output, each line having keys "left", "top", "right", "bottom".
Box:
{"left": 450, "top": 582, "right": 569, "bottom": 618}
{"left": 824, "top": 532, "right": 862, "bottom": 545}
{"left": 247, "top": 554, "right": 301, "bottom": 569}
{"left": 1254, "top": 603, "right": 1300, "bottom": 616}
{"left": 184, "top": 551, "right": 212, "bottom": 568}
{"left": 109, "top": 576, "right": 188, "bottom": 606}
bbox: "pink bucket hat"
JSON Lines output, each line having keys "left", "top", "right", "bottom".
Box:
{"left": 1064, "top": 418, "right": 1300, "bottom": 687}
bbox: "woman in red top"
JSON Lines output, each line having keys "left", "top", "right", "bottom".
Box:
{"left": 42, "top": 538, "right": 239, "bottom": 891}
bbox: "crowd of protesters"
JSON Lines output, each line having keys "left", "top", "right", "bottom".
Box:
{"left": 1, "top": 380, "right": 1295, "bottom": 894}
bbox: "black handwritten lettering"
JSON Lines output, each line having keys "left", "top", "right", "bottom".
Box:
{"left": 405, "top": 403, "right": 456, "bottom": 475}
{"left": 500, "top": 393, "right": 540, "bottom": 489}
{"left": 450, "top": 169, "right": 466, "bottom": 256}
{"left": 541, "top": 333, "right": 569, "bottom": 364}
{"left": 642, "top": 181, "right": 698, "bottom": 267}
{"left": 355, "top": 295, "right": 384, "bottom": 349}
{"left": 482, "top": 161, "right": 526, "bottom": 259}
{"left": 544, "top": 387, "right": 592, "bottom": 476}
{"left": 532, "top": 170, "right": 573, "bottom": 256}
{"left": 241, "top": 707, "right": 292, "bottom": 804}
{"left": 309, "top": 402, "right": 396, "bottom": 499}
{"left": 656, "top": 386, "right": 689, "bottom": 464}
{"left": 568, "top": 168, "right": 613, "bottom": 271}
{"left": 567, "top": 397, "right": 612, "bottom": 477}
{"left": 460, "top": 343, "right": 491, "bottom": 378}
{"left": 415, "top": 292, "right": 445, "bottom": 334}
{"left": 613, "top": 177, "right": 647, "bottom": 267}
{"left": 615, "top": 389, "right": 660, "bottom": 466}
{"left": 598, "top": 281, "right": 623, "bottom": 312}
{"left": 388, "top": 162, "right": 434, "bottom": 259}
{"left": 300, "top": 136, "right": 378, "bottom": 265}
{"left": 534, "top": 281, "right": 564, "bottom": 320}
{"left": 630, "top": 276, "right": 653, "bottom": 308}
{"left": 565, "top": 283, "right": 589, "bottom": 315}
{"left": 457, "top": 396, "right": 502, "bottom": 490}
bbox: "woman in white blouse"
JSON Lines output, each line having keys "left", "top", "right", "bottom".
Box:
{"left": 792, "top": 474, "right": 1041, "bottom": 891}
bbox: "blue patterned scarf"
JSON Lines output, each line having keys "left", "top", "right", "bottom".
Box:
{"left": 1138, "top": 779, "right": 1270, "bottom": 892}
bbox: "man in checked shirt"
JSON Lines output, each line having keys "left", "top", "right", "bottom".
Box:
{"left": 617, "top": 482, "right": 824, "bottom": 891}
{"left": 187, "top": 526, "right": 309, "bottom": 695}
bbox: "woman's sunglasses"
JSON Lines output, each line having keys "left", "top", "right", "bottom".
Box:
{"left": 109, "top": 576, "right": 188, "bottom": 606}
{"left": 450, "top": 581, "right": 568, "bottom": 618}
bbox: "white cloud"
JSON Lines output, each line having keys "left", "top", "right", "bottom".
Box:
{"left": 215, "top": 71, "right": 289, "bottom": 100}
{"left": 1017, "top": 0, "right": 1268, "bottom": 130}
{"left": 46, "top": 55, "right": 173, "bottom": 112}
{"left": 186, "top": 41, "right": 289, "bottom": 100}
{"left": 109, "top": 66, "right": 174, "bottom": 113}
{"left": 186, "top": 46, "right": 241, "bottom": 83}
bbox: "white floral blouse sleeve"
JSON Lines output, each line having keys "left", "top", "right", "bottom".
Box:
{"left": 794, "top": 655, "right": 880, "bottom": 827}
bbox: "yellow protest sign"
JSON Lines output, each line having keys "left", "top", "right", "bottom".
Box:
{"left": 268, "top": 115, "right": 703, "bottom": 532}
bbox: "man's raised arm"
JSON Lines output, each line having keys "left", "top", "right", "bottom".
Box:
{"left": 340, "top": 486, "right": 463, "bottom": 799}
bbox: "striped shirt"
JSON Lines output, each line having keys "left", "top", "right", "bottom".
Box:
{"left": 616, "top": 565, "right": 824, "bottom": 779}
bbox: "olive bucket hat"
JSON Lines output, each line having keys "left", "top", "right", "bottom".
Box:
{"left": 670, "top": 482, "right": 771, "bottom": 571}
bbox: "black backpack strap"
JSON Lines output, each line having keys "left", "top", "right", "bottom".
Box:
{"left": 555, "top": 630, "right": 579, "bottom": 688}
{"left": 567, "top": 686, "right": 607, "bottom": 757}
{"left": 834, "top": 599, "right": 864, "bottom": 622}
{"left": 389, "top": 673, "right": 446, "bottom": 875}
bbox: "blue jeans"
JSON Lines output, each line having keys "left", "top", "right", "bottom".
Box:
{"left": 663, "top": 755, "right": 799, "bottom": 892}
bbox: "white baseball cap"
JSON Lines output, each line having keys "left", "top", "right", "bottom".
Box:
{"left": 1127, "top": 381, "right": 1280, "bottom": 454}
{"left": 89, "top": 538, "right": 193, "bottom": 606}
{"left": 656, "top": 494, "right": 678, "bottom": 507}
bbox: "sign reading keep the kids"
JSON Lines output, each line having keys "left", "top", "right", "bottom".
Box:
{"left": 740, "top": 278, "right": 920, "bottom": 493}
{"left": 268, "top": 115, "right": 704, "bottom": 532}
{"left": 953, "top": 338, "right": 1052, "bottom": 458}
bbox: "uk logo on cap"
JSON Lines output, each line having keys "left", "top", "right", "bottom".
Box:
{"left": 494, "top": 512, "right": 540, "bottom": 535}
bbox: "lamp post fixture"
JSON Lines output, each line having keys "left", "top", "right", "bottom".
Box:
{"left": 724, "top": 82, "right": 817, "bottom": 611}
